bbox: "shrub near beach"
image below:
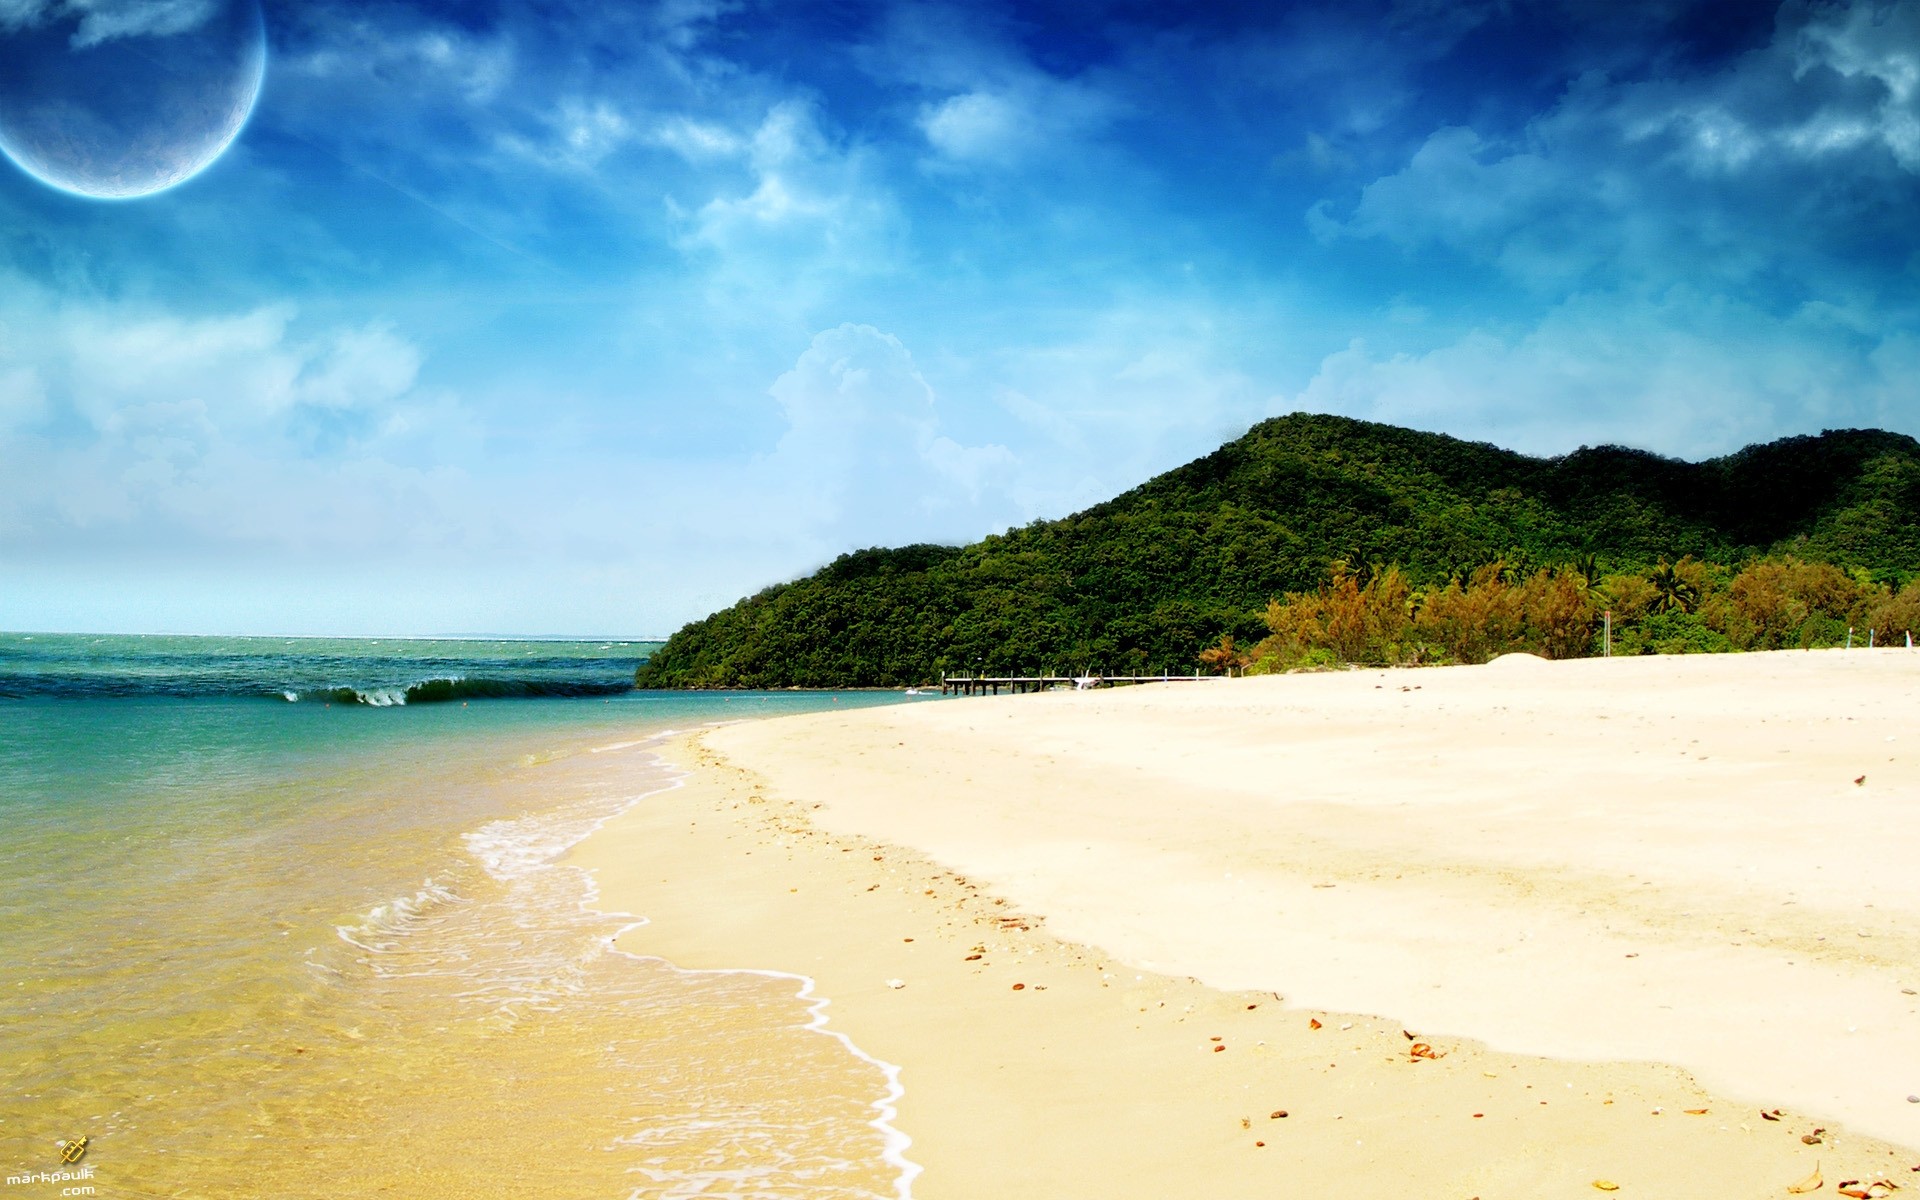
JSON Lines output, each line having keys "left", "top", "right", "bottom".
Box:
{"left": 1236, "top": 557, "right": 1920, "bottom": 671}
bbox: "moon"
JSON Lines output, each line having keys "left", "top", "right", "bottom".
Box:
{"left": 0, "top": 0, "right": 265, "bottom": 200}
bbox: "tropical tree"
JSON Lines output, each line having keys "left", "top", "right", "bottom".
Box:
{"left": 1198, "top": 634, "right": 1251, "bottom": 675}
{"left": 1648, "top": 562, "right": 1700, "bottom": 614}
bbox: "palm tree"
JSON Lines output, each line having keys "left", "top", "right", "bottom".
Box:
{"left": 1649, "top": 562, "right": 1700, "bottom": 614}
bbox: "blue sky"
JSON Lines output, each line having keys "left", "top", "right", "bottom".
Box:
{"left": 2, "top": 0, "right": 1918, "bottom": 636}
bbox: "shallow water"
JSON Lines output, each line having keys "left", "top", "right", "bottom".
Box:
{"left": 0, "top": 635, "right": 926, "bottom": 1197}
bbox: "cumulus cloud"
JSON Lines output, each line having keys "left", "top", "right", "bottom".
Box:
{"left": 0, "top": 282, "right": 474, "bottom": 557}
{"left": 763, "top": 323, "right": 1017, "bottom": 546}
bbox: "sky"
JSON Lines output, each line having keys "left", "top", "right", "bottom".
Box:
{"left": 1, "top": 0, "right": 1918, "bottom": 636}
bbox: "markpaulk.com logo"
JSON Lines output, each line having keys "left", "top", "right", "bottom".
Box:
{"left": 5, "top": 1137, "right": 97, "bottom": 1192}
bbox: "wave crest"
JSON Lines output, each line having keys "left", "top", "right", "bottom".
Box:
{"left": 281, "top": 677, "right": 634, "bottom": 706}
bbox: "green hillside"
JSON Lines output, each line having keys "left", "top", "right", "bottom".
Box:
{"left": 635, "top": 415, "right": 1920, "bottom": 687}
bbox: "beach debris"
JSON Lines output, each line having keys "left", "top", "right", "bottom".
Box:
{"left": 1787, "top": 1164, "right": 1823, "bottom": 1194}
{"left": 1340, "top": 1022, "right": 1354, "bottom": 1031}
{"left": 1240, "top": 1117, "right": 1251, "bottom": 1129}
{"left": 886, "top": 979, "right": 906, "bottom": 990}
{"left": 1310, "top": 1018, "right": 1323, "bottom": 1030}
{"left": 1011, "top": 983, "right": 1025, "bottom": 990}
{"left": 1270, "top": 1110, "right": 1288, "bottom": 1119}
{"left": 1763, "top": 1110, "right": 1783, "bottom": 1121}
{"left": 1213, "top": 1045, "right": 1226, "bottom": 1053}
{"left": 1255, "top": 1140, "right": 1265, "bottom": 1147}
{"left": 1409, "top": 1043, "right": 1443, "bottom": 1061}
{"left": 1403, "top": 1029, "right": 1417, "bottom": 1041}
{"left": 1804, "top": 1132, "right": 1825, "bottom": 1145}
{"left": 1856, "top": 776, "right": 1867, "bottom": 786}
{"left": 1593, "top": 1181, "right": 1620, "bottom": 1191}
{"left": 1909, "top": 1095, "right": 1919, "bottom": 1104}
{"left": 964, "top": 953, "right": 983, "bottom": 961}
{"left": 1472, "top": 1112, "right": 1484, "bottom": 1118}
{"left": 1684, "top": 1108, "right": 1708, "bottom": 1115}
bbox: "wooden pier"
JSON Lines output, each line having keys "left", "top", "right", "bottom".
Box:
{"left": 940, "top": 672, "right": 1211, "bottom": 696}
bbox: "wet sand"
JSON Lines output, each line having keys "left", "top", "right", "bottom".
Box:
{"left": 576, "top": 650, "right": 1920, "bottom": 1197}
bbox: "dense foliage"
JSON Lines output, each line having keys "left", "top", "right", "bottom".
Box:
{"left": 1240, "top": 557, "right": 1920, "bottom": 672}
{"left": 636, "top": 415, "right": 1920, "bottom": 687}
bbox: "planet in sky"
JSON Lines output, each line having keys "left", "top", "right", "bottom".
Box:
{"left": 0, "top": 0, "right": 265, "bottom": 200}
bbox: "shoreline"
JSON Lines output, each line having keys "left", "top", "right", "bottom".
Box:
{"left": 576, "top": 650, "right": 1920, "bottom": 1196}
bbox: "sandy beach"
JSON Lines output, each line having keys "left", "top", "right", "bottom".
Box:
{"left": 575, "top": 650, "right": 1920, "bottom": 1197}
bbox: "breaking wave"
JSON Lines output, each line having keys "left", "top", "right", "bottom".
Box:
{"left": 281, "top": 677, "right": 635, "bottom": 706}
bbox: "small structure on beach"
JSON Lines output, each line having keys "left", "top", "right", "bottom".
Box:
{"left": 940, "top": 672, "right": 1210, "bottom": 695}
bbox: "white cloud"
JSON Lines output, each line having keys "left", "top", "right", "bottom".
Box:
{"left": 0, "top": 277, "right": 483, "bottom": 560}
{"left": 854, "top": 2, "right": 1122, "bottom": 169}
{"left": 763, "top": 323, "right": 1016, "bottom": 546}
{"left": 669, "top": 100, "right": 905, "bottom": 295}
{"left": 0, "top": 0, "right": 44, "bottom": 31}
{"left": 920, "top": 91, "right": 1023, "bottom": 160}
{"left": 0, "top": 0, "right": 217, "bottom": 44}
{"left": 66, "top": 0, "right": 216, "bottom": 47}
{"left": 1288, "top": 288, "right": 1920, "bottom": 457}
{"left": 917, "top": 77, "right": 1116, "bottom": 167}
{"left": 285, "top": 14, "right": 514, "bottom": 107}
{"left": 1794, "top": 0, "right": 1920, "bottom": 168}
{"left": 293, "top": 325, "right": 422, "bottom": 413}
{"left": 1316, "top": 1, "right": 1920, "bottom": 291}
{"left": 650, "top": 115, "right": 743, "bottom": 161}
{"left": 62, "top": 305, "right": 300, "bottom": 433}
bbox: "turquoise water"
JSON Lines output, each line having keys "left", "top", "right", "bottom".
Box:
{"left": 0, "top": 634, "right": 929, "bottom": 1197}
{"left": 0, "top": 631, "right": 656, "bottom": 702}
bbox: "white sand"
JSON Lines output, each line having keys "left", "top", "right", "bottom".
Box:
{"left": 705, "top": 650, "right": 1920, "bottom": 1146}
{"left": 580, "top": 648, "right": 1920, "bottom": 1196}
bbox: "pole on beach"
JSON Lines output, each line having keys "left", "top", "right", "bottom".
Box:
{"left": 1603, "top": 609, "right": 1611, "bottom": 657}
{"left": 1847, "top": 627, "right": 1854, "bottom": 650}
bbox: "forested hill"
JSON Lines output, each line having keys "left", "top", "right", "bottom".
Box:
{"left": 635, "top": 414, "right": 1920, "bottom": 687}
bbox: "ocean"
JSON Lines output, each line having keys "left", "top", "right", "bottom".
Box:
{"left": 0, "top": 634, "right": 924, "bottom": 1198}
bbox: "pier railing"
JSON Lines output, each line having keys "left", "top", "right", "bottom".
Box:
{"left": 939, "top": 672, "right": 1213, "bottom": 696}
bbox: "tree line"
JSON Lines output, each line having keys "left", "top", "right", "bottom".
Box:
{"left": 1212, "top": 556, "right": 1920, "bottom": 673}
